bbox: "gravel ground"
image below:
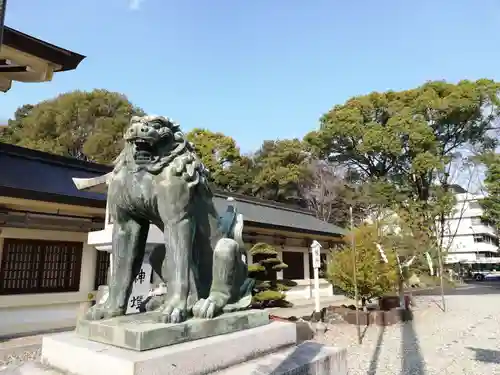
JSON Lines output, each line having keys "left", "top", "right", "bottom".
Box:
{"left": 2, "top": 294, "right": 499, "bottom": 374}
{"left": 0, "top": 348, "right": 41, "bottom": 367}
{"left": 314, "top": 294, "right": 500, "bottom": 374}
{"left": 0, "top": 334, "right": 44, "bottom": 367}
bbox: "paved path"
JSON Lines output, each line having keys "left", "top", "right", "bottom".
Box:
{"left": 2, "top": 283, "right": 499, "bottom": 373}
{"left": 412, "top": 280, "right": 500, "bottom": 296}
{"left": 315, "top": 293, "right": 500, "bottom": 374}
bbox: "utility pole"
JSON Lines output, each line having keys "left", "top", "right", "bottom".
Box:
{"left": 0, "top": 0, "right": 7, "bottom": 47}
{"left": 436, "top": 241, "right": 446, "bottom": 312}
{"left": 350, "top": 206, "right": 361, "bottom": 344}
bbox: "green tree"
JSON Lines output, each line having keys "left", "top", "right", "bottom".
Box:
{"left": 0, "top": 104, "right": 34, "bottom": 144}
{"left": 185, "top": 128, "right": 253, "bottom": 192}
{"left": 1, "top": 90, "right": 145, "bottom": 163}
{"left": 252, "top": 139, "right": 311, "bottom": 204}
{"left": 222, "top": 154, "right": 256, "bottom": 195}
{"left": 247, "top": 242, "right": 291, "bottom": 308}
{"left": 306, "top": 80, "right": 499, "bottom": 192}
{"left": 480, "top": 152, "right": 500, "bottom": 233}
{"left": 306, "top": 79, "right": 500, "bottom": 255}
{"left": 326, "top": 224, "right": 399, "bottom": 307}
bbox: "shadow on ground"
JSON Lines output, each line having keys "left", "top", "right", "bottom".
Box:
{"left": 252, "top": 340, "right": 325, "bottom": 374}
{"left": 366, "top": 325, "right": 386, "bottom": 375}
{"left": 400, "top": 315, "right": 427, "bottom": 375}
{"left": 467, "top": 347, "right": 500, "bottom": 364}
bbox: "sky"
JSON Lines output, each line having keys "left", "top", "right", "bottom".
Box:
{"left": 4, "top": 0, "right": 500, "bottom": 153}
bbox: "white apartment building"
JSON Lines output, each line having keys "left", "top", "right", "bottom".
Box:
{"left": 442, "top": 185, "right": 499, "bottom": 264}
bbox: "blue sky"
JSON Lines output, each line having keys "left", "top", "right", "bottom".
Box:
{"left": 4, "top": 0, "right": 500, "bottom": 153}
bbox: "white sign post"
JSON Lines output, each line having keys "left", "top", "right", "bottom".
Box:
{"left": 311, "top": 240, "right": 322, "bottom": 313}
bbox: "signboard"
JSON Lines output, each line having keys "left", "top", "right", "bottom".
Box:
{"left": 311, "top": 240, "right": 322, "bottom": 269}
{"left": 310, "top": 239, "right": 322, "bottom": 313}
{"left": 126, "top": 262, "right": 153, "bottom": 314}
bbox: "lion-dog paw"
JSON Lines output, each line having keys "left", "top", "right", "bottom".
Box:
{"left": 84, "top": 304, "right": 124, "bottom": 321}
{"left": 157, "top": 295, "right": 188, "bottom": 323}
{"left": 192, "top": 296, "right": 224, "bottom": 319}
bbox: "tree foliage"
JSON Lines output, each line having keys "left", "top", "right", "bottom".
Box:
{"left": 251, "top": 139, "right": 311, "bottom": 203}
{"left": 3, "top": 79, "right": 495, "bottom": 240}
{"left": 326, "top": 224, "right": 399, "bottom": 306}
{"left": 307, "top": 79, "right": 500, "bottom": 254}
{"left": 0, "top": 104, "right": 34, "bottom": 144}
{"left": 185, "top": 128, "right": 254, "bottom": 192}
{"left": 307, "top": 79, "right": 499, "bottom": 190}
{"left": 1, "top": 89, "right": 145, "bottom": 163}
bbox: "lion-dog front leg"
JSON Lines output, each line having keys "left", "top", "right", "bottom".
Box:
{"left": 157, "top": 175, "right": 194, "bottom": 324}
{"left": 85, "top": 210, "right": 149, "bottom": 320}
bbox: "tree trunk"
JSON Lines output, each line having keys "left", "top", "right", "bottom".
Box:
{"left": 398, "top": 278, "right": 405, "bottom": 310}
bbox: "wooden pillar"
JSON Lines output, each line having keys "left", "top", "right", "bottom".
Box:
{"left": 0, "top": 232, "right": 4, "bottom": 276}
{"left": 304, "top": 248, "right": 311, "bottom": 299}
{"left": 78, "top": 243, "right": 97, "bottom": 318}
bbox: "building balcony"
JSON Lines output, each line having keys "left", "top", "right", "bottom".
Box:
{"left": 473, "top": 242, "right": 499, "bottom": 254}
{"left": 447, "top": 241, "right": 499, "bottom": 256}
{"left": 470, "top": 223, "right": 498, "bottom": 238}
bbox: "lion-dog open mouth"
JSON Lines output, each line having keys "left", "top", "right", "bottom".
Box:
{"left": 131, "top": 138, "right": 155, "bottom": 163}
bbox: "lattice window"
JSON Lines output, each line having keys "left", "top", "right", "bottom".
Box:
{"left": 0, "top": 239, "right": 83, "bottom": 295}
{"left": 94, "top": 250, "right": 110, "bottom": 290}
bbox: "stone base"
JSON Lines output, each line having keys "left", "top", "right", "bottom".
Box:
{"left": 328, "top": 306, "right": 413, "bottom": 326}
{"left": 42, "top": 321, "right": 297, "bottom": 375}
{"left": 216, "top": 341, "right": 347, "bottom": 375}
{"left": 76, "top": 309, "right": 269, "bottom": 351}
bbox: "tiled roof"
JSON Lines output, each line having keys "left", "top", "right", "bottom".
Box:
{"left": 213, "top": 193, "right": 345, "bottom": 236}
{"left": 0, "top": 143, "right": 345, "bottom": 236}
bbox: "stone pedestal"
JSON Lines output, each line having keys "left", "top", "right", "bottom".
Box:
{"left": 41, "top": 321, "right": 297, "bottom": 375}
{"left": 76, "top": 310, "right": 270, "bottom": 351}
{"left": 38, "top": 310, "right": 348, "bottom": 375}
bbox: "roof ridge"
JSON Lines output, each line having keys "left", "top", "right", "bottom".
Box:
{"left": 0, "top": 142, "right": 111, "bottom": 174}
{"left": 213, "top": 190, "right": 314, "bottom": 216}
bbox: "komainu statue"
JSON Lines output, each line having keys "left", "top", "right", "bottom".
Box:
{"left": 85, "top": 115, "right": 253, "bottom": 323}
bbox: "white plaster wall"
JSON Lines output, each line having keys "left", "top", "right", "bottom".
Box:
{"left": 0, "top": 304, "right": 80, "bottom": 337}
{"left": 0, "top": 227, "right": 95, "bottom": 338}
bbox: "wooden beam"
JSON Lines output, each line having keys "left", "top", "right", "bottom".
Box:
{"left": 0, "top": 64, "right": 27, "bottom": 72}
{"left": 243, "top": 225, "right": 343, "bottom": 242}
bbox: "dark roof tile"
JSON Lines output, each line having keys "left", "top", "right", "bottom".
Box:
{"left": 0, "top": 143, "right": 345, "bottom": 236}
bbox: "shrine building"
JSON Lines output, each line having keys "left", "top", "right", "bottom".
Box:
{"left": 0, "top": 142, "right": 345, "bottom": 337}
{"left": 0, "top": 21, "right": 88, "bottom": 337}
